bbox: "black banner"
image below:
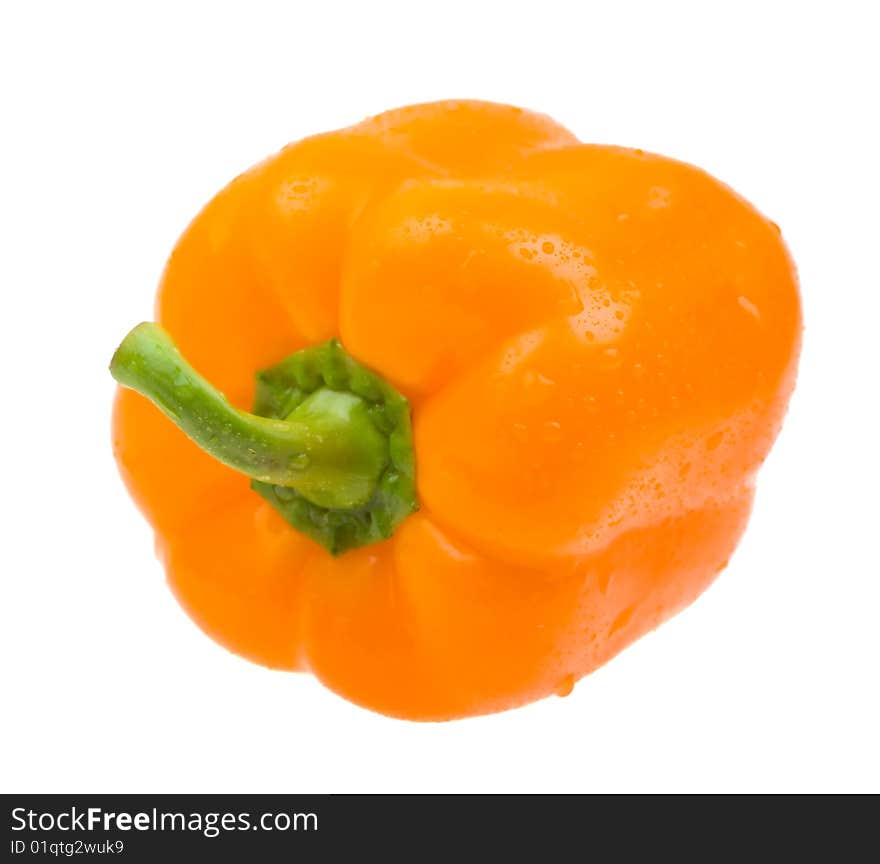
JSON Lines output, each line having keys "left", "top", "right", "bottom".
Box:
{"left": 1, "top": 794, "right": 871, "bottom": 859}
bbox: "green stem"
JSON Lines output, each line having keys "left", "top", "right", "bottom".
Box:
{"left": 110, "top": 323, "right": 388, "bottom": 510}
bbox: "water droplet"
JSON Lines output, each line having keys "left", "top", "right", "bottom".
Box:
{"left": 274, "top": 485, "right": 296, "bottom": 502}
{"left": 542, "top": 420, "right": 562, "bottom": 442}
{"left": 647, "top": 186, "right": 672, "bottom": 208}
{"left": 542, "top": 240, "right": 555, "bottom": 254}
{"left": 737, "top": 295, "right": 761, "bottom": 320}
{"left": 609, "top": 605, "right": 635, "bottom": 636}
{"left": 583, "top": 394, "right": 600, "bottom": 414}
{"left": 290, "top": 453, "right": 310, "bottom": 470}
{"left": 522, "top": 369, "right": 556, "bottom": 389}
{"left": 600, "top": 348, "right": 622, "bottom": 370}
{"left": 512, "top": 422, "right": 529, "bottom": 443}
{"left": 555, "top": 674, "right": 575, "bottom": 697}
{"left": 705, "top": 431, "right": 724, "bottom": 451}
{"left": 254, "top": 502, "right": 289, "bottom": 541}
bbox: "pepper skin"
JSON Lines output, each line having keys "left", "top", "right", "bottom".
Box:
{"left": 111, "top": 100, "right": 801, "bottom": 720}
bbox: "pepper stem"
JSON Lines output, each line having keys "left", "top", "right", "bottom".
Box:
{"left": 110, "top": 323, "right": 388, "bottom": 510}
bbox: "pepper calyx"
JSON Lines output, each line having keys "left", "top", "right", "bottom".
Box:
{"left": 251, "top": 338, "right": 418, "bottom": 554}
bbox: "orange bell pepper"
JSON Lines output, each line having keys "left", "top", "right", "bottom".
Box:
{"left": 111, "top": 100, "right": 801, "bottom": 720}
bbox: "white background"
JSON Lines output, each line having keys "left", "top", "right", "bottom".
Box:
{"left": 1, "top": 1, "right": 877, "bottom": 793}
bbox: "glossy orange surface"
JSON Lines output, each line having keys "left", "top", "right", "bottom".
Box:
{"left": 113, "top": 101, "right": 801, "bottom": 719}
